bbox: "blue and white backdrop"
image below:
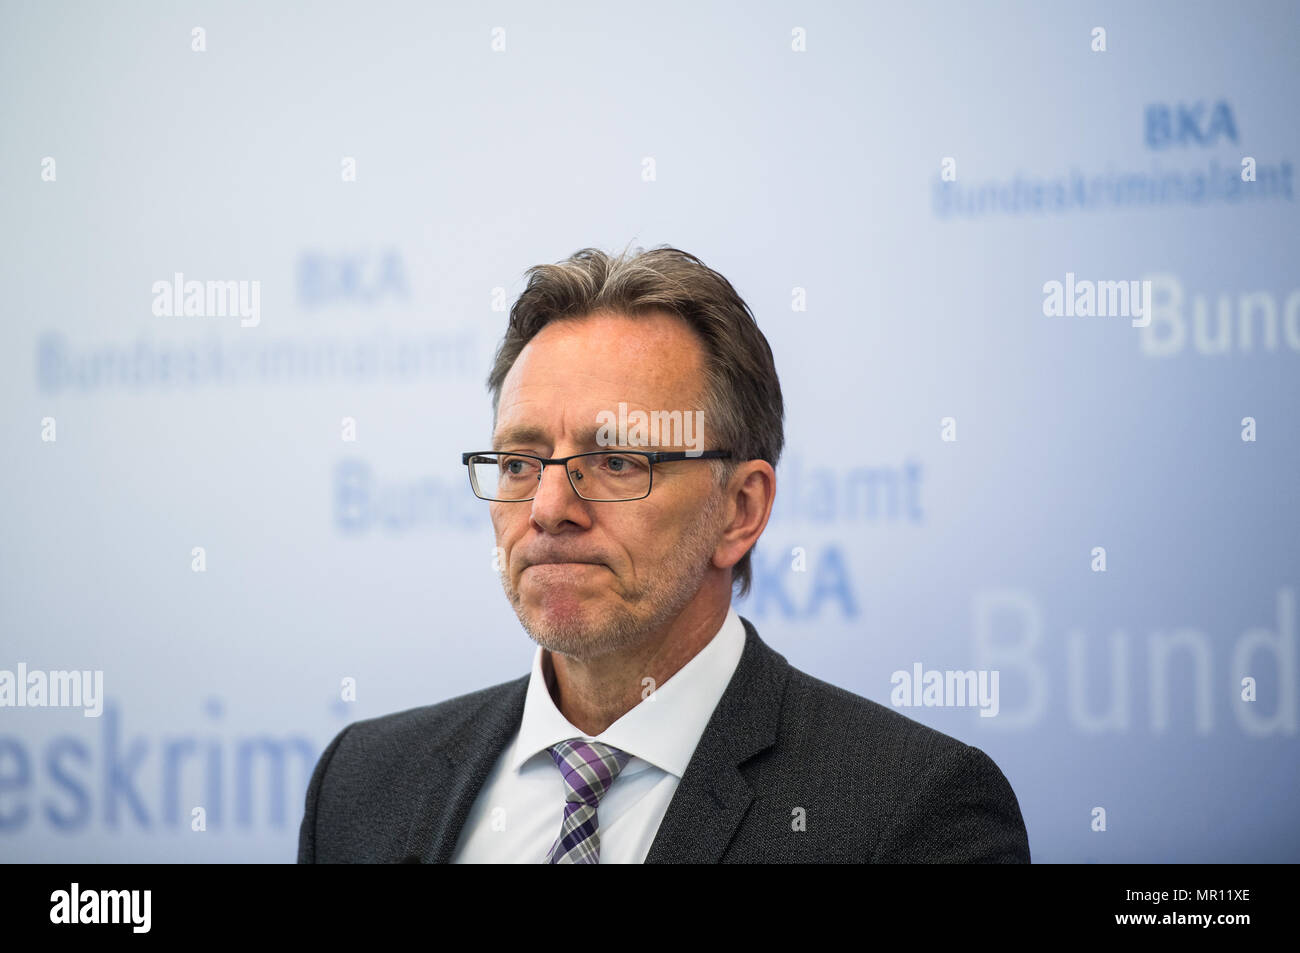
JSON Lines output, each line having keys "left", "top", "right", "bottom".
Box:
{"left": 1, "top": 1, "right": 1296, "bottom": 862}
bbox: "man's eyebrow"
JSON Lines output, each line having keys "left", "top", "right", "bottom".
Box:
{"left": 491, "top": 425, "right": 549, "bottom": 449}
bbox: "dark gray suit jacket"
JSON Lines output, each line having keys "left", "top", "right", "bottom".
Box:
{"left": 298, "top": 615, "right": 1031, "bottom": 863}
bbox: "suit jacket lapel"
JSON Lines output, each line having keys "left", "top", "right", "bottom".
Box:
{"left": 404, "top": 674, "right": 529, "bottom": 863}
{"left": 644, "top": 615, "right": 789, "bottom": 863}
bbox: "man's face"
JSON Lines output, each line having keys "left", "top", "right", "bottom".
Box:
{"left": 489, "top": 310, "right": 727, "bottom": 661}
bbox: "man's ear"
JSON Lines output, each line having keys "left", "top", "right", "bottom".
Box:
{"left": 712, "top": 460, "right": 775, "bottom": 572}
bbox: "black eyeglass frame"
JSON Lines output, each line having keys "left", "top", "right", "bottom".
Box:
{"left": 461, "top": 449, "right": 733, "bottom": 502}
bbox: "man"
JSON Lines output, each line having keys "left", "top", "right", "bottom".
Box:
{"left": 298, "top": 245, "right": 1031, "bottom": 863}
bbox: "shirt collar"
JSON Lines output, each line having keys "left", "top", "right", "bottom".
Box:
{"left": 511, "top": 606, "right": 746, "bottom": 777}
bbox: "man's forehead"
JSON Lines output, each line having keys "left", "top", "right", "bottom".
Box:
{"left": 492, "top": 314, "right": 708, "bottom": 446}
{"left": 509, "top": 310, "right": 705, "bottom": 379}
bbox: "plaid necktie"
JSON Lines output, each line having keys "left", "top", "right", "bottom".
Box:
{"left": 545, "top": 738, "right": 631, "bottom": 864}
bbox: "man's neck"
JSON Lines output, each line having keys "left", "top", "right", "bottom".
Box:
{"left": 547, "top": 601, "right": 729, "bottom": 736}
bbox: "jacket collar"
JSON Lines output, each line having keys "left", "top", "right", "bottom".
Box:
{"left": 405, "top": 614, "right": 789, "bottom": 863}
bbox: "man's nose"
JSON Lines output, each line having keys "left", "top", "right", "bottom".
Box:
{"left": 530, "top": 460, "right": 589, "bottom": 528}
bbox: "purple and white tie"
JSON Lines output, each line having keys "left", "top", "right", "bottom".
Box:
{"left": 545, "top": 739, "right": 631, "bottom": 864}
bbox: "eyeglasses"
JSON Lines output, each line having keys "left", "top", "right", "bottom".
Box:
{"left": 461, "top": 449, "right": 732, "bottom": 502}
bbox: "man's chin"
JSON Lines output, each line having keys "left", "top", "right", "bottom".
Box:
{"left": 520, "top": 610, "right": 598, "bottom": 652}
{"left": 517, "top": 604, "right": 639, "bottom": 661}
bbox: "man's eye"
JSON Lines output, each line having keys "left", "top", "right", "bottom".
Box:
{"left": 501, "top": 458, "right": 536, "bottom": 477}
{"left": 604, "top": 455, "right": 644, "bottom": 472}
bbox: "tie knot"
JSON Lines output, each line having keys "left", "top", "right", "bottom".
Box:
{"left": 548, "top": 739, "right": 631, "bottom": 806}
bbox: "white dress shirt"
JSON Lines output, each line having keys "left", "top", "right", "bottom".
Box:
{"left": 450, "top": 607, "right": 746, "bottom": 863}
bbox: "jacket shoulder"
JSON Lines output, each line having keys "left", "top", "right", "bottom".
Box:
{"left": 745, "top": 663, "right": 1030, "bottom": 862}
{"left": 783, "top": 666, "right": 972, "bottom": 767}
{"left": 338, "top": 676, "right": 524, "bottom": 747}
{"left": 297, "top": 675, "right": 526, "bottom": 863}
